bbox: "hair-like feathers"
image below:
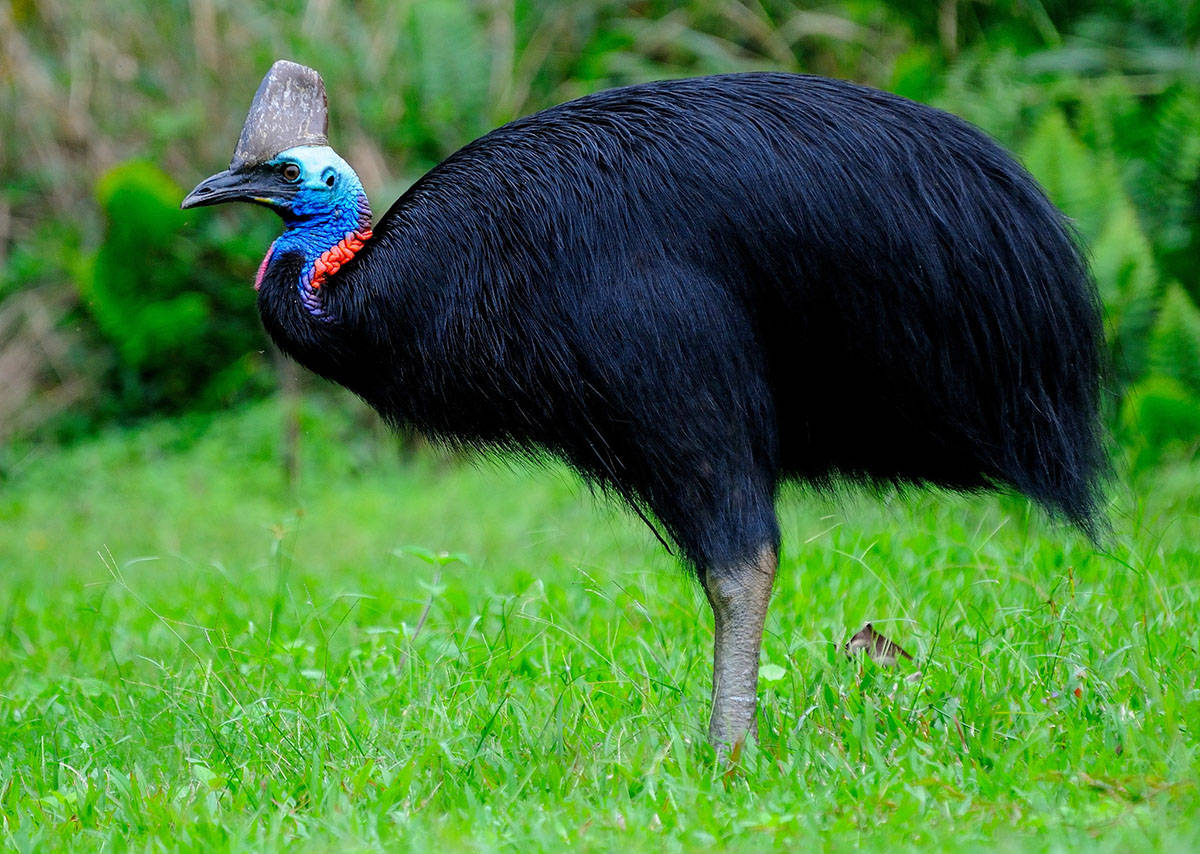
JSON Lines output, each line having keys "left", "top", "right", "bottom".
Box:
{"left": 255, "top": 73, "right": 1106, "bottom": 571}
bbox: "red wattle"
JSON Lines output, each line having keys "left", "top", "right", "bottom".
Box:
{"left": 254, "top": 242, "right": 276, "bottom": 291}
{"left": 309, "top": 228, "right": 373, "bottom": 291}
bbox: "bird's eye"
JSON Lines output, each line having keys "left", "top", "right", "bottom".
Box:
{"left": 281, "top": 163, "right": 301, "bottom": 182}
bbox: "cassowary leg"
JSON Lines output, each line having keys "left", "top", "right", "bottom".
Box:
{"left": 702, "top": 545, "right": 777, "bottom": 749}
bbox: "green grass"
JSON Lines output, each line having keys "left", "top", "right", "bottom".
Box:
{"left": 2, "top": 396, "right": 1199, "bottom": 851}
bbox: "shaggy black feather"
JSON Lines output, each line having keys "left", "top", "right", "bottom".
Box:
{"left": 257, "top": 73, "right": 1107, "bottom": 573}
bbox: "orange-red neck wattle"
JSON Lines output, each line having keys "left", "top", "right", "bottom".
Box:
{"left": 256, "top": 189, "right": 374, "bottom": 320}
{"left": 254, "top": 227, "right": 373, "bottom": 318}
{"left": 292, "top": 227, "right": 373, "bottom": 319}
{"left": 307, "top": 228, "right": 373, "bottom": 290}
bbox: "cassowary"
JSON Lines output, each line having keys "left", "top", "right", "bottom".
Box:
{"left": 182, "top": 61, "right": 1105, "bottom": 747}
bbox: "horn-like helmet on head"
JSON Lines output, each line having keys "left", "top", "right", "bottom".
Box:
{"left": 230, "top": 60, "right": 329, "bottom": 170}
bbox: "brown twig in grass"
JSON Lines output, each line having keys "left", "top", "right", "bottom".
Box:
{"left": 396, "top": 567, "right": 442, "bottom": 675}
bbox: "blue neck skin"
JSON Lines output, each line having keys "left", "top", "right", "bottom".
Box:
{"left": 259, "top": 145, "right": 373, "bottom": 317}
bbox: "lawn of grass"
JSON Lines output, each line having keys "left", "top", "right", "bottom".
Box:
{"left": 1, "top": 395, "right": 1198, "bottom": 851}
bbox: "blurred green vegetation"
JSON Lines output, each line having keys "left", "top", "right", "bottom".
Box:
{"left": 2, "top": 1, "right": 1200, "bottom": 465}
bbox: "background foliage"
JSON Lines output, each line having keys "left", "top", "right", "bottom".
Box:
{"left": 2, "top": 0, "right": 1200, "bottom": 461}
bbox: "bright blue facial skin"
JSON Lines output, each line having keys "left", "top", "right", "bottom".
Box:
{"left": 266, "top": 145, "right": 372, "bottom": 262}
{"left": 255, "top": 145, "right": 373, "bottom": 317}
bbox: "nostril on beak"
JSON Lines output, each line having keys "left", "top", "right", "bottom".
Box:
{"left": 196, "top": 185, "right": 213, "bottom": 195}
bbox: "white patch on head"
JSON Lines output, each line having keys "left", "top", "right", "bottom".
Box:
{"left": 274, "top": 145, "right": 355, "bottom": 191}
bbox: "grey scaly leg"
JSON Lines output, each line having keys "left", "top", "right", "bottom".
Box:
{"left": 702, "top": 545, "right": 777, "bottom": 749}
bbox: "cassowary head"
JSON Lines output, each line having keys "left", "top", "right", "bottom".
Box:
{"left": 182, "top": 60, "right": 362, "bottom": 220}
{"left": 182, "top": 61, "right": 371, "bottom": 307}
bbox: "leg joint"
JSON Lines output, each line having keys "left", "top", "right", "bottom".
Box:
{"left": 702, "top": 545, "right": 777, "bottom": 611}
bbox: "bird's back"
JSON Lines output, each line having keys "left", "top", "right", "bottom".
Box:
{"left": 357, "top": 73, "right": 1105, "bottom": 539}
{"left": 190, "top": 63, "right": 1108, "bottom": 746}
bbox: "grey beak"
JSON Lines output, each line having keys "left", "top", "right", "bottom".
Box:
{"left": 181, "top": 168, "right": 294, "bottom": 210}
{"left": 181, "top": 169, "right": 249, "bottom": 209}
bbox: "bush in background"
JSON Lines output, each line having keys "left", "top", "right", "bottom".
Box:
{"left": 80, "top": 161, "right": 274, "bottom": 420}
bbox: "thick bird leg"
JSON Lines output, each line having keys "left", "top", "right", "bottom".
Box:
{"left": 703, "top": 546, "right": 777, "bottom": 748}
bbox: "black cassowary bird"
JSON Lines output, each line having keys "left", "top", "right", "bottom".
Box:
{"left": 183, "top": 61, "right": 1105, "bottom": 747}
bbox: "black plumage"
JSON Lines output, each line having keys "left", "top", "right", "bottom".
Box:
{"left": 188, "top": 67, "right": 1107, "bottom": 745}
